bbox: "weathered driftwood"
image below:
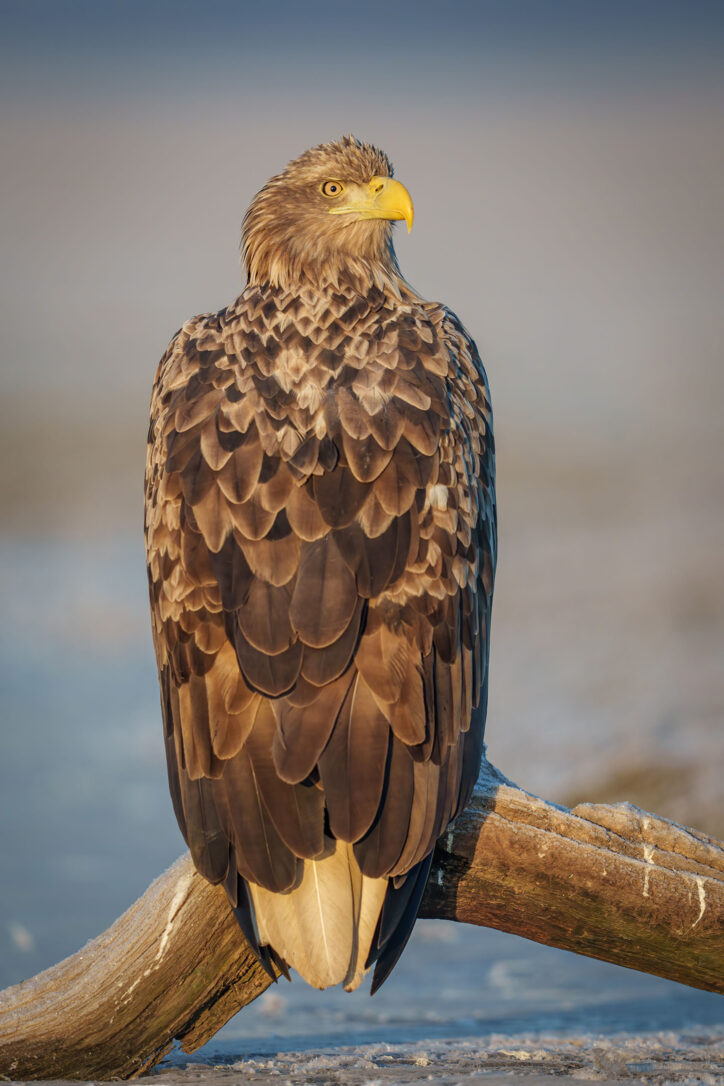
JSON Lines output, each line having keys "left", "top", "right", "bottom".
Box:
{"left": 1, "top": 761, "right": 722, "bottom": 1081}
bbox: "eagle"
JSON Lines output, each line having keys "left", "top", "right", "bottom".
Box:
{"left": 145, "top": 136, "right": 496, "bottom": 993}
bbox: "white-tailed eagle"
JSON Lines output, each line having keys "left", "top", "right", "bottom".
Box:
{"left": 145, "top": 136, "right": 496, "bottom": 993}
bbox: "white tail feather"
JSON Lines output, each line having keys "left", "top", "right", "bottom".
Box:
{"left": 249, "top": 842, "right": 387, "bottom": 990}
{"left": 343, "top": 866, "right": 388, "bottom": 991}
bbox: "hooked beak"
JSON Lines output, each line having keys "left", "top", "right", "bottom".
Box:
{"left": 328, "top": 176, "right": 414, "bottom": 233}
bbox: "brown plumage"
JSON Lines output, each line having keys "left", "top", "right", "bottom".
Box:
{"left": 145, "top": 135, "right": 496, "bottom": 992}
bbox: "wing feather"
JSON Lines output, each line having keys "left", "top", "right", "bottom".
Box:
{"left": 353, "top": 737, "right": 414, "bottom": 877}
{"left": 318, "top": 672, "right": 390, "bottom": 843}
{"left": 290, "top": 536, "right": 358, "bottom": 647}
{"left": 244, "top": 699, "right": 326, "bottom": 858}
{"left": 237, "top": 579, "right": 295, "bottom": 655}
{"left": 299, "top": 597, "right": 366, "bottom": 686}
{"left": 312, "top": 465, "right": 369, "bottom": 528}
{"left": 272, "top": 670, "right": 353, "bottom": 783}
{"left": 220, "top": 738, "right": 300, "bottom": 893}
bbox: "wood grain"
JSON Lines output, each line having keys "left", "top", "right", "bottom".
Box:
{"left": 1, "top": 760, "right": 722, "bottom": 1081}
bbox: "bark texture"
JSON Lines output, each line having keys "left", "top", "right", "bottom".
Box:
{"left": 1, "top": 761, "right": 722, "bottom": 1081}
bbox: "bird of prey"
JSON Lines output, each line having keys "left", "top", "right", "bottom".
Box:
{"left": 145, "top": 136, "right": 496, "bottom": 993}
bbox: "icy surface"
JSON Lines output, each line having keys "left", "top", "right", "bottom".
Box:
{"left": 152, "top": 1031, "right": 724, "bottom": 1084}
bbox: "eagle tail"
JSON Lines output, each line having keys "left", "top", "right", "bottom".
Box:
{"left": 247, "top": 842, "right": 387, "bottom": 990}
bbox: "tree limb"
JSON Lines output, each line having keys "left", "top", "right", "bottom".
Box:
{"left": 1, "top": 761, "right": 722, "bottom": 1081}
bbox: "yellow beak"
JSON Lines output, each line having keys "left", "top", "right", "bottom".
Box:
{"left": 329, "top": 176, "right": 414, "bottom": 233}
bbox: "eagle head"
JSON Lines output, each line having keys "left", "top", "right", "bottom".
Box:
{"left": 241, "top": 136, "right": 414, "bottom": 291}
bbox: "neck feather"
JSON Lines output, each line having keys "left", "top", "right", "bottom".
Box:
{"left": 241, "top": 200, "right": 407, "bottom": 295}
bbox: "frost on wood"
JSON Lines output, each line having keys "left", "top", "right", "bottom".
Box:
{"left": 1, "top": 760, "right": 722, "bottom": 1081}
{"left": 420, "top": 762, "right": 724, "bottom": 992}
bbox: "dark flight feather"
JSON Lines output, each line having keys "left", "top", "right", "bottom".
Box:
{"left": 354, "top": 736, "right": 414, "bottom": 878}
{"left": 236, "top": 579, "right": 295, "bottom": 655}
{"left": 290, "top": 536, "right": 358, "bottom": 648}
{"left": 312, "top": 465, "right": 369, "bottom": 528}
{"left": 318, "top": 672, "right": 390, "bottom": 842}
{"left": 298, "top": 597, "right": 365, "bottom": 686}
{"left": 244, "top": 700, "right": 326, "bottom": 858}
{"left": 220, "top": 742, "right": 300, "bottom": 892}
{"left": 233, "top": 630, "right": 303, "bottom": 698}
{"left": 332, "top": 512, "right": 410, "bottom": 598}
{"left": 178, "top": 773, "right": 230, "bottom": 884}
{"left": 272, "top": 670, "right": 353, "bottom": 784}
{"left": 238, "top": 530, "right": 301, "bottom": 586}
{"left": 207, "top": 534, "right": 254, "bottom": 611}
{"left": 227, "top": 865, "right": 278, "bottom": 981}
{"left": 368, "top": 853, "right": 434, "bottom": 994}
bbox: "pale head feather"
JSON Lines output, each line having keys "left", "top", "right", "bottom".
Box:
{"left": 241, "top": 136, "right": 405, "bottom": 294}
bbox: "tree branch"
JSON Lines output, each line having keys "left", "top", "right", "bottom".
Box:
{"left": 1, "top": 761, "right": 722, "bottom": 1080}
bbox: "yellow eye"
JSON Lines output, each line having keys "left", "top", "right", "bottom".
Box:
{"left": 321, "top": 180, "right": 345, "bottom": 198}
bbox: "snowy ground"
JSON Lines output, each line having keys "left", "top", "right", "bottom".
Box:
{"left": 152, "top": 1031, "right": 724, "bottom": 1084}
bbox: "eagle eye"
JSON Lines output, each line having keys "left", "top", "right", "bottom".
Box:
{"left": 321, "top": 180, "right": 345, "bottom": 198}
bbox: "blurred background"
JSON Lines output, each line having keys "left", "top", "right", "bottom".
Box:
{"left": 1, "top": 0, "right": 722, "bottom": 1051}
